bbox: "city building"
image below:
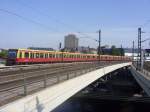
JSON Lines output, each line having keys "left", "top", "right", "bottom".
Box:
{"left": 144, "top": 49, "right": 150, "bottom": 61}
{"left": 64, "top": 34, "right": 78, "bottom": 50}
{"left": 124, "top": 48, "right": 138, "bottom": 57}
{"left": 123, "top": 48, "right": 150, "bottom": 61}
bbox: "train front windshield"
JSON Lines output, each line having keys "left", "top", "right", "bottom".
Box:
{"left": 8, "top": 50, "right": 17, "bottom": 58}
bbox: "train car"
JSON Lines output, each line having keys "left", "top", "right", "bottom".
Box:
{"left": 6, "top": 48, "right": 131, "bottom": 65}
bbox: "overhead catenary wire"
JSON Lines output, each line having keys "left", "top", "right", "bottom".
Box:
{"left": 16, "top": 0, "right": 150, "bottom": 40}
{"left": 16, "top": 0, "right": 78, "bottom": 30}
{"left": 0, "top": 8, "right": 60, "bottom": 32}
{"left": 16, "top": 0, "right": 95, "bottom": 38}
{"left": 140, "top": 20, "right": 150, "bottom": 28}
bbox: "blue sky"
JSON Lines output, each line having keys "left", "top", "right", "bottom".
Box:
{"left": 0, "top": 0, "right": 150, "bottom": 49}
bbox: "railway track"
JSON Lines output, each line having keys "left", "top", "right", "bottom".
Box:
{"left": 0, "top": 61, "right": 121, "bottom": 106}
{"left": 0, "top": 63, "right": 77, "bottom": 75}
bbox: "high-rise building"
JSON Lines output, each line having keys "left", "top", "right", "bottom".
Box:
{"left": 64, "top": 34, "right": 78, "bottom": 50}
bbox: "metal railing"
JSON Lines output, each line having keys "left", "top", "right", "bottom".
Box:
{"left": 0, "top": 62, "right": 127, "bottom": 106}
{"left": 0, "top": 64, "right": 102, "bottom": 106}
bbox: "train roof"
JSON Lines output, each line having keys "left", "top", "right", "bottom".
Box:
{"left": 15, "top": 48, "right": 97, "bottom": 55}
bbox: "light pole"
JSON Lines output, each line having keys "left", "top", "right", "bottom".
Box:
{"left": 98, "top": 30, "right": 101, "bottom": 62}
{"left": 137, "top": 28, "right": 142, "bottom": 70}
{"left": 137, "top": 27, "right": 149, "bottom": 70}
{"left": 141, "top": 38, "right": 150, "bottom": 70}
{"left": 79, "top": 29, "right": 102, "bottom": 63}
{"left": 132, "top": 41, "right": 135, "bottom": 64}
{"left": 120, "top": 44, "right": 123, "bottom": 61}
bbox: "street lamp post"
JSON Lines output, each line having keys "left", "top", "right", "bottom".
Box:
{"left": 79, "top": 30, "right": 102, "bottom": 63}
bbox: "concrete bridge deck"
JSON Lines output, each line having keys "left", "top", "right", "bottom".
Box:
{"left": 0, "top": 62, "right": 131, "bottom": 112}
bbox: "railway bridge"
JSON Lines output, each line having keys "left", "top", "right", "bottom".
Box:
{"left": 0, "top": 62, "right": 150, "bottom": 112}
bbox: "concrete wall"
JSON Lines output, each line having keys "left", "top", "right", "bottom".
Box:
{"left": 0, "top": 62, "right": 131, "bottom": 112}
{"left": 130, "top": 66, "right": 150, "bottom": 96}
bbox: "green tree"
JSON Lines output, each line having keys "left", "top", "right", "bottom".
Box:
{"left": 0, "top": 50, "right": 8, "bottom": 58}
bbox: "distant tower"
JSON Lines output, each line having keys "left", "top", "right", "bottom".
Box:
{"left": 64, "top": 34, "right": 78, "bottom": 50}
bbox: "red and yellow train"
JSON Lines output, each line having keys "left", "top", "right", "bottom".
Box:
{"left": 6, "top": 49, "right": 131, "bottom": 65}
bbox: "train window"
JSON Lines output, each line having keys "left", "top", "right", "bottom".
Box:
{"left": 65, "top": 54, "right": 68, "bottom": 58}
{"left": 64, "top": 54, "right": 66, "bottom": 58}
{"left": 19, "top": 52, "right": 22, "bottom": 58}
{"left": 52, "top": 54, "right": 55, "bottom": 58}
{"left": 66, "top": 54, "right": 68, "bottom": 58}
{"left": 45, "top": 54, "right": 48, "bottom": 58}
{"left": 49, "top": 54, "right": 52, "bottom": 58}
{"left": 36, "top": 53, "right": 39, "bottom": 58}
{"left": 25, "top": 52, "right": 29, "bottom": 58}
{"left": 58, "top": 54, "right": 61, "bottom": 58}
{"left": 56, "top": 54, "right": 59, "bottom": 58}
{"left": 45, "top": 53, "right": 48, "bottom": 58}
{"left": 31, "top": 53, "right": 35, "bottom": 59}
{"left": 40, "top": 53, "right": 44, "bottom": 58}
{"left": 55, "top": 54, "right": 57, "bottom": 58}
{"left": 33, "top": 53, "right": 35, "bottom": 58}
{"left": 75, "top": 55, "right": 77, "bottom": 58}
{"left": 73, "top": 55, "right": 74, "bottom": 58}
{"left": 57, "top": 54, "right": 60, "bottom": 58}
{"left": 60, "top": 54, "right": 62, "bottom": 58}
{"left": 30, "top": 53, "right": 33, "bottom": 59}
{"left": 68, "top": 55, "right": 71, "bottom": 58}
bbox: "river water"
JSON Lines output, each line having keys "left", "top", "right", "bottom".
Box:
{"left": 52, "top": 68, "right": 150, "bottom": 112}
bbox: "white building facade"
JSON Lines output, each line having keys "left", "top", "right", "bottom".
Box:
{"left": 64, "top": 34, "right": 78, "bottom": 50}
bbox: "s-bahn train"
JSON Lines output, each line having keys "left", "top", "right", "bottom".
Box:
{"left": 6, "top": 49, "right": 131, "bottom": 65}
